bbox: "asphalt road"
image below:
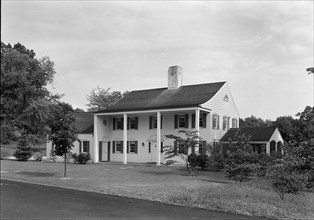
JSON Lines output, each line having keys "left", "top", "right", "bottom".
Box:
{"left": 0, "top": 180, "right": 266, "bottom": 220}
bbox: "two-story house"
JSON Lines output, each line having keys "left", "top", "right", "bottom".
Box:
{"left": 92, "top": 66, "right": 240, "bottom": 165}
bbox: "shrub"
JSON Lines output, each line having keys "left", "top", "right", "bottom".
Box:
{"left": 0, "top": 150, "right": 10, "bottom": 160}
{"left": 196, "top": 154, "right": 209, "bottom": 170}
{"left": 208, "top": 153, "right": 225, "bottom": 171}
{"left": 72, "top": 153, "right": 91, "bottom": 164}
{"left": 188, "top": 153, "right": 198, "bottom": 168}
{"left": 225, "top": 163, "right": 255, "bottom": 182}
{"left": 32, "top": 152, "right": 43, "bottom": 161}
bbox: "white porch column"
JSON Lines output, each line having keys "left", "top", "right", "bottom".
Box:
{"left": 156, "top": 111, "right": 161, "bottom": 166}
{"left": 94, "top": 115, "right": 99, "bottom": 163}
{"left": 195, "top": 109, "right": 200, "bottom": 154}
{"left": 123, "top": 113, "right": 127, "bottom": 164}
{"left": 266, "top": 142, "right": 270, "bottom": 155}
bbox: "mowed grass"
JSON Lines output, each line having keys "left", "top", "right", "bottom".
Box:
{"left": 1, "top": 160, "right": 313, "bottom": 219}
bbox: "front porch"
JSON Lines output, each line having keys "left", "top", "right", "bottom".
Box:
{"left": 93, "top": 107, "right": 210, "bottom": 165}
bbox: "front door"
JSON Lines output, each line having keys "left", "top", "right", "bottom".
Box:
{"left": 99, "top": 141, "right": 110, "bottom": 162}
{"left": 150, "top": 142, "right": 157, "bottom": 163}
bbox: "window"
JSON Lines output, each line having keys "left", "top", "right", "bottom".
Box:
{"left": 149, "top": 116, "right": 162, "bottom": 129}
{"left": 113, "top": 117, "right": 123, "bottom": 130}
{"left": 178, "top": 143, "right": 185, "bottom": 154}
{"left": 232, "top": 118, "right": 238, "bottom": 128}
{"left": 82, "top": 141, "right": 89, "bottom": 153}
{"left": 198, "top": 141, "right": 207, "bottom": 155}
{"left": 212, "top": 114, "right": 220, "bottom": 129}
{"left": 128, "top": 141, "right": 138, "bottom": 153}
{"left": 113, "top": 141, "right": 123, "bottom": 153}
{"left": 223, "top": 116, "right": 230, "bottom": 130}
{"left": 223, "top": 95, "right": 229, "bottom": 102}
{"left": 128, "top": 116, "right": 138, "bottom": 130}
{"left": 174, "top": 114, "right": 189, "bottom": 129}
{"left": 174, "top": 141, "right": 187, "bottom": 154}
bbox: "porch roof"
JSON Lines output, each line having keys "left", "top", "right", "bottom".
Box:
{"left": 220, "top": 127, "right": 277, "bottom": 142}
{"left": 74, "top": 112, "right": 94, "bottom": 134}
{"left": 96, "top": 82, "right": 225, "bottom": 113}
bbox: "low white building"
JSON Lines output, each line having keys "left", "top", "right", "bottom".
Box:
{"left": 220, "top": 127, "right": 284, "bottom": 155}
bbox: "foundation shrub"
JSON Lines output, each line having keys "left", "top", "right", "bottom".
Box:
{"left": 72, "top": 152, "right": 91, "bottom": 164}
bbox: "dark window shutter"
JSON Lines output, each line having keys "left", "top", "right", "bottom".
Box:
{"left": 87, "top": 141, "right": 90, "bottom": 153}
{"left": 217, "top": 115, "right": 220, "bottom": 129}
{"left": 185, "top": 114, "right": 189, "bottom": 128}
{"left": 203, "top": 113, "right": 207, "bottom": 128}
{"left": 192, "top": 114, "right": 195, "bottom": 128}
{"left": 127, "top": 141, "right": 129, "bottom": 153}
{"left": 149, "top": 142, "right": 151, "bottom": 153}
{"left": 121, "top": 141, "right": 124, "bottom": 153}
{"left": 174, "top": 141, "right": 177, "bottom": 154}
{"left": 78, "top": 140, "right": 82, "bottom": 153}
{"left": 113, "top": 118, "right": 116, "bottom": 130}
{"left": 113, "top": 141, "right": 115, "bottom": 153}
{"left": 121, "top": 117, "right": 124, "bottom": 130}
{"left": 149, "top": 116, "right": 152, "bottom": 129}
{"left": 127, "top": 117, "right": 130, "bottom": 130}
{"left": 135, "top": 117, "right": 138, "bottom": 129}
{"left": 161, "top": 142, "right": 163, "bottom": 153}
{"left": 135, "top": 141, "right": 138, "bottom": 154}
{"left": 161, "top": 115, "right": 163, "bottom": 129}
{"left": 174, "top": 115, "right": 178, "bottom": 129}
{"left": 192, "top": 144, "right": 195, "bottom": 154}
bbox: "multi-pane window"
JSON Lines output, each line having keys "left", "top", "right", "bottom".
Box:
{"left": 82, "top": 141, "right": 89, "bottom": 153}
{"left": 116, "top": 141, "right": 123, "bottom": 152}
{"left": 174, "top": 114, "right": 188, "bottom": 128}
{"left": 178, "top": 115, "right": 186, "bottom": 128}
{"left": 178, "top": 143, "right": 185, "bottom": 154}
{"left": 129, "top": 141, "right": 138, "bottom": 153}
{"left": 192, "top": 113, "right": 207, "bottom": 128}
{"left": 223, "top": 116, "right": 230, "bottom": 130}
{"left": 149, "top": 116, "right": 163, "bottom": 129}
{"left": 128, "top": 116, "right": 138, "bottom": 129}
{"left": 232, "top": 118, "right": 238, "bottom": 128}
{"left": 212, "top": 114, "right": 220, "bottom": 129}
{"left": 113, "top": 117, "right": 123, "bottom": 130}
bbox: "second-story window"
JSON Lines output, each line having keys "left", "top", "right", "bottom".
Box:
{"left": 174, "top": 114, "right": 189, "bottom": 129}
{"left": 149, "top": 116, "right": 163, "bottom": 129}
{"left": 192, "top": 113, "right": 207, "bottom": 128}
{"left": 223, "top": 116, "right": 230, "bottom": 130}
{"left": 212, "top": 114, "right": 220, "bottom": 129}
{"left": 113, "top": 117, "right": 123, "bottom": 130}
{"left": 128, "top": 116, "right": 138, "bottom": 130}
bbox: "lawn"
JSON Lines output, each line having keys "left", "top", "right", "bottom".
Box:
{"left": 1, "top": 160, "right": 313, "bottom": 219}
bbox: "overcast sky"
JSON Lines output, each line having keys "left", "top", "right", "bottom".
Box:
{"left": 2, "top": 1, "right": 313, "bottom": 120}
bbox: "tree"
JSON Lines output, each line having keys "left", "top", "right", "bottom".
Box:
{"left": 86, "top": 87, "right": 128, "bottom": 111}
{"left": 225, "top": 131, "right": 256, "bottom": 182}
{"left": 47, "top": 102, "right": 78, "bottom": 177}
{"left": 294, "top": 106, "right": 314, "bottom": 142}
{"left": 239, "top": 116, "right": 273, "bottom": 128}
{"left": 164, "top": 130, "right": 200, "bottom": 175}
{"left": 273, "top": 116, "right": 296, "bottom": 143}
{"left": 1, "top": 42, "right": 56, "bottom": 145}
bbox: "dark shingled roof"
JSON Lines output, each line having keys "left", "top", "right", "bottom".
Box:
{"left": 74, "top": 112, "right": 94, "bottom": 134}
{"left": 97, "top": 82, "right": 226, "bottom": 113}
{"left": 220, "top": 127, "right": 277, "bottom": 142}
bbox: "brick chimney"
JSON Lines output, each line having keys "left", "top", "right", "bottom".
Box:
{"left": 168, "top": 66, "right": 182, "bottom": 89}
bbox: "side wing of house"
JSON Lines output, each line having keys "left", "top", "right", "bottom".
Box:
{"left": 200, "top": 82, "right": 240, "bottom": 144}
{"left": 268, "top": 128, "right": 284, "bottom": 154}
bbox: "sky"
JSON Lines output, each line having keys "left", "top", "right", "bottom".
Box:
{"left": 2, "top": 0, "right": 313, "bottom": 120}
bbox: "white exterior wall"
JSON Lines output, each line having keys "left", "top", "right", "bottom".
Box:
{"left": 201, "top": 82, "right": 240, "bottom": 143}
{"left": 46, "top": 133, "right": 93, "bottom": 160}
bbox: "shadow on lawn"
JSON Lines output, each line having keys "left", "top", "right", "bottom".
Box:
{"left": 17, "top": 171, "right": 56, "bottom": 177}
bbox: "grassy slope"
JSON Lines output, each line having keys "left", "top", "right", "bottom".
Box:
{"left": 1, "top": 160, "right": 313, "bottom": 219}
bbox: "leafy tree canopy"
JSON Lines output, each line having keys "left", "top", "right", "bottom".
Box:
{"left": 239, "top": 115, "right": 273, "bottom": 128}
{"left": 1, "top": 42, "right": 56, "bottom": 144}
{"left": 86, "top": 87, "right": 128, "bottom": 112}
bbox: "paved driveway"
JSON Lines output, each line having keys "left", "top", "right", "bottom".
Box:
{"left": 0, "top": 180, "right": 266, "bottom": 220}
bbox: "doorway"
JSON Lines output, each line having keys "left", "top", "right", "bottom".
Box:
{"left": 99, "top": 141, "right": 110, "bottom": 162}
